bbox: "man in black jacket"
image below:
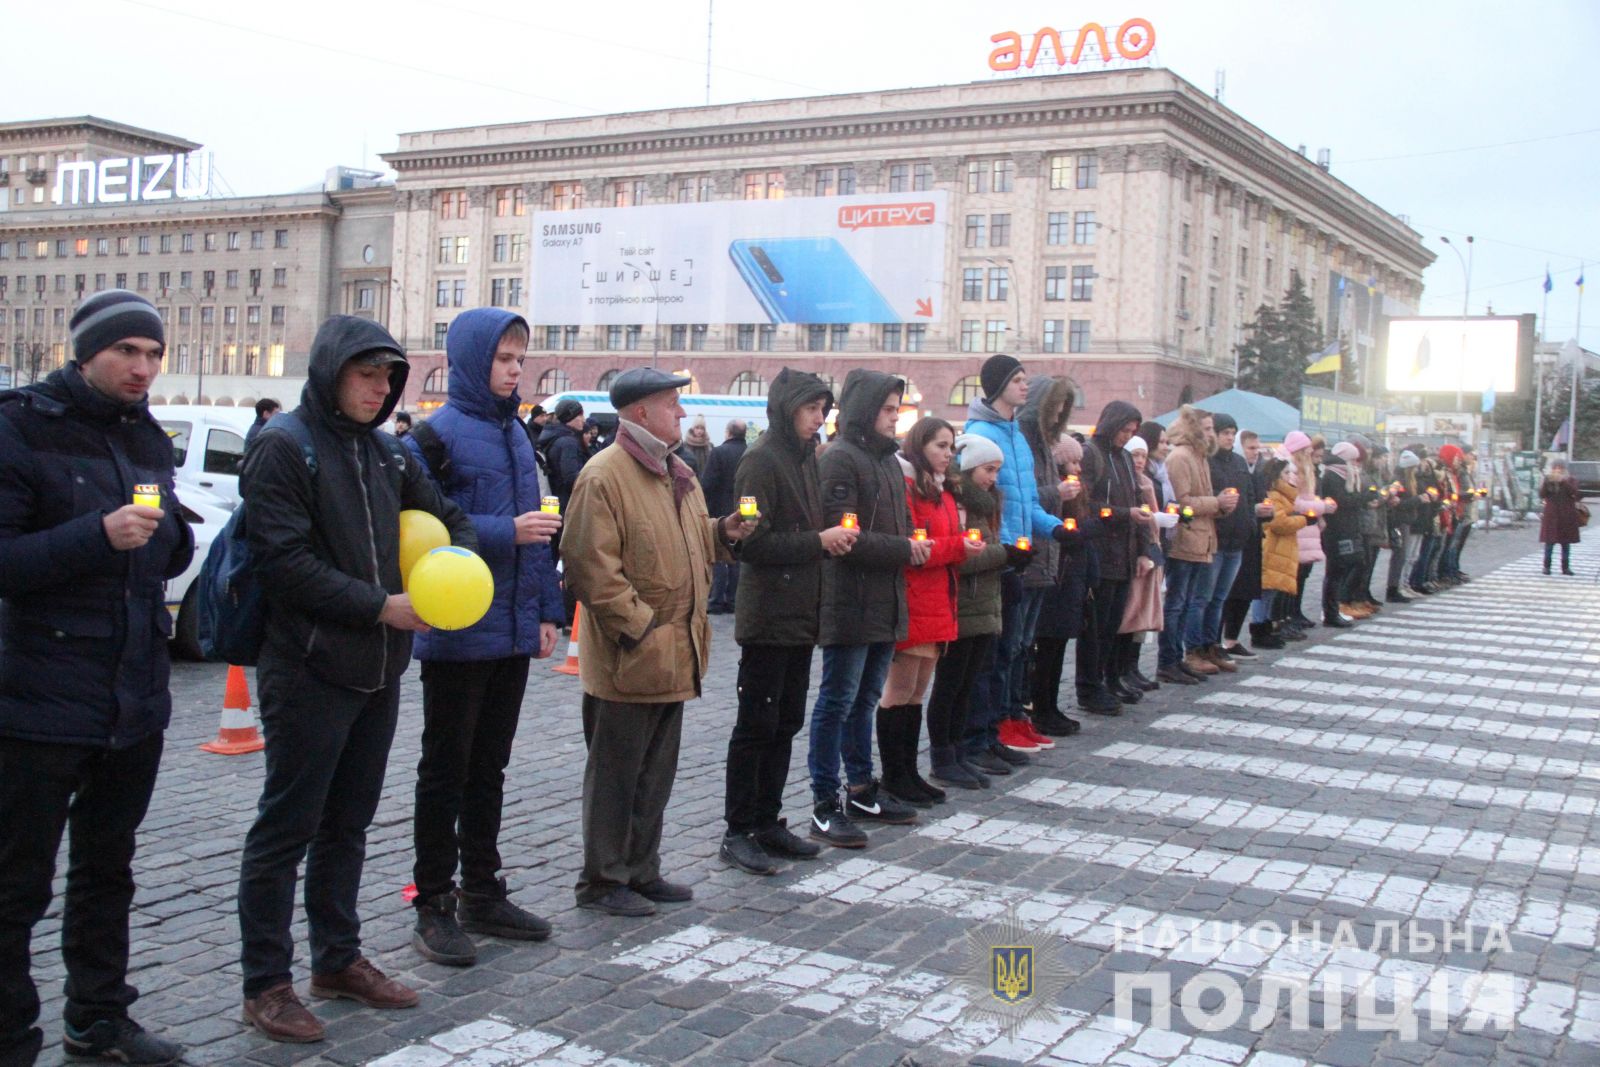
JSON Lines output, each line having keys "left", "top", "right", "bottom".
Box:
{"left": 536, "top": 399, "right": 587, "bottom": 514}
{"left": 0, "top": 290, "right": 193, "bottom": 1067}
{"left": 807, "top": 370, "right": 927, "bottom": 848}
{"left": 1200, "top": 414, "right": 1256, "bottom": 661}
{"left": 719, "top": 373, "right": 855, "bottom": 875}
{"left": 236, "top": 317, "right": 474, "bottom": 1045}
{"left": 1076, "top": 400, "right": 1147, "bottom": 712}
{"left": 702, "top": 420, "right": 749, "bottom": 614}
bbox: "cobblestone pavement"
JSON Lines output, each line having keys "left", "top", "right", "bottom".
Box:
{"left": 27, "top": 525, "right": 1600, "bottom": 1065}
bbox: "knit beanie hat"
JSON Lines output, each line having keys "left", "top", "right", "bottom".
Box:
{"left": 956, "top": 433, "right": 1004, "bottom": 471}
{"left": 1210, "top": 412, "right": 1238, "bottom": 434}
{"left": 1437, "top": 443, "right": 1464, "bottom": 467}
{"left": 70, "top": 289, "right": 164, "bottom": 363}
{"left": 1398, "top": 450, "right": 1421, "bottom": 470}
{"left": 979, "top": 354, "right": 1024, "bottom": 402}
{"left": 1125, "top": 435, "right": 1148, "bottom": 454}
{"left": 553, "top": 398, "right": 584, "bottom": 424}
{"left": 1053, "top": 433, "right": 1083, "bottom": 464}
{"left": 1331, "top": 441, "right": 1360, "bottom": 463}
{"left": 1283, "top": 430, "right": 1312, "bottom": 454}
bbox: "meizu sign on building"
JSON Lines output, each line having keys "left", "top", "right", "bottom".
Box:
{"left": 529, "top": 192, "right": 949, "bottom": 326}
{"left": 53, "top": 152, "right": 211, "bottom": 206}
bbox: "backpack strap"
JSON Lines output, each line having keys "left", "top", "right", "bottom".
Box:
{"left": 407, "top": 420, "right": 451, "bottom": 484}
{"left": 275, "top": 411, "right": 318, "bottom": 477}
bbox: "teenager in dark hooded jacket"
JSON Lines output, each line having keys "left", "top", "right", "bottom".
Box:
{"left": 236, "top": 316, "right": 474, "bottom": 1044}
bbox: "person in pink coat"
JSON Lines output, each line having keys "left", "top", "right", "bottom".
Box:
{"left": 878, "top": 417, "right": 982, "bottom": 808}
{"left": 1281, "top": 430, "right": 1331, "bottom": 638}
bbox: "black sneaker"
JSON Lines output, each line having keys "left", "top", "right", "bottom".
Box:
{"left": 968, "top": 749, "right": 1012, "bottom": 776}
{"left": 1155, "top": 664, "right": 1199, "bottom": 686}
{"left": 957, "top": 755, "right": 994, "bottom": 787}
{"left": 810, "top": 797, "right": 869, "bottom": 848}
{"left": 631, "top": 878, "right": 693, "bottom": 903}
{"left": 1084, "top": 689, "right": 1124, "bottom": 716}
{"left": 988, "top": 742, "right": 1030, "bottom": 767}
{"left": 754, "top": 820, "right": 822, "bottom": 859}
{"left": 846, "top": 780, "right": 919, "bottom": 824}
{"left": 413, "top": 893, "right": 477, "bottom": 966}
{"left": 63, "top": 1018, "right": 181, "bottom": 1066}
{"left": 1033, "top": 708, "right": 1082, "bottom": 737}
{"left": 458, "top": 879, "right": 552, "bottom": 942}
{"left": 578, "top": 885, "right": 656, "bottom": 916}
{"left": 721, "top": 831, "right": 779, "bottom": 875}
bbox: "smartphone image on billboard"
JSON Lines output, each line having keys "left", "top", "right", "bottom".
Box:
{"left": 728, "top": 237, "right": 899, "bottom": 324}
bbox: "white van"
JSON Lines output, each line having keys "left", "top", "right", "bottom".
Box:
{"left": 539, "top": 391, "right": 775, "bottom": 443}
{"left": 149, "top": 404, "right": 257, "bottom": 509}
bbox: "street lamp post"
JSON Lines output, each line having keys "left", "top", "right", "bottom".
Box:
{"left": 1438, "top": 235, "right": 1474, "bottom": 413}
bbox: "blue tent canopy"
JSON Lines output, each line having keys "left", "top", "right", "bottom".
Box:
{"left": 1153, "top": 388, "right": 1300, "bottom": 443}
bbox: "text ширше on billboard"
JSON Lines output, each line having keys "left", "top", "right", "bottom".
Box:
{"left": 528, "top": 192, "right": 948, "bottom": 326}
{"left": 1382, "top": 317, "right": 1522, "bottom": 394}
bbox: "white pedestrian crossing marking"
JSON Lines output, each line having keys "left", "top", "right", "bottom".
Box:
{"left": 1334, "top": 627, "right": 1600, "bottom": 659}
{"left": 788, "top": 858, "right": 1600, "bottom": 1040}
{"left": 1014, "top": 778, "right": 1600, "bottom": 876}
{"left": 1197, "top": 689, "right": 1600, "bottom": 746}
{"left": 1270, "top": 654, "right": 1600, "bottom": 696}
{"left": 366, "top": 1018, "right": 648, "bottom": 1066}
{"left": 1300, "top": 643, "right": 1600, "bottom": 681}
{"left": 912, "top": 814, "right": 1600, "bottom": 946}
{"left": 1122, "top": 716, "right": 1600, "bottom": 789}
{"left": 1231, "top": 675, "right": 1598, "bottom": 722}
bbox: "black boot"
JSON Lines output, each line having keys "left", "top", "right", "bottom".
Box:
{"left": 877, "top": 705, "right": 932, "bottom": 809}
{"left": 1385, "top": 587, "right": 1412, "bottom": 604}
{"left": 902, "top": 704, "right": 945, "bottom": 803}
{"left": 930, "top": 744, "right": 984, "bottom": 789}
{"left": 1249, "top": 622, "right": 1286, "bottom": 650}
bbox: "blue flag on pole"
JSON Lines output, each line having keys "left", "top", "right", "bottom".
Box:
{"left": 1481, "top": 383, "right": 1496, "bottom": 414}
{"left": 1543, "top": 268, "right": 1553, "bottom": 294}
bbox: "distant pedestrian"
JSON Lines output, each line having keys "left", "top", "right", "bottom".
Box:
{"left": 1540, "top": 459, "right": 1583, "bottom": 575}
{"left": 701, "top": 420, "right": 749, "bottom": 614}
{"left": 393, "top": 411, "right": 413, "bottom": 437}
{"left": 245, "top": 396, "right": 281, "bottom": 449}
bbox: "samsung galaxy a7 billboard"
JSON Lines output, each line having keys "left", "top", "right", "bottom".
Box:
{"left": 529, "top": 192, "right": 948, "bottom": 326}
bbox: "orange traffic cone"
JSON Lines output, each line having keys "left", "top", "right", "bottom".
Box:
{"left": 200, "top": 665, "right": 266, "bottom": 755}
{"left": 553, "top": 604, "right": 582, "bottom": 676}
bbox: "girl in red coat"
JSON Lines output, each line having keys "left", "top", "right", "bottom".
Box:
{"left": 878, "top": 417, "right": 982, "bottom": 808}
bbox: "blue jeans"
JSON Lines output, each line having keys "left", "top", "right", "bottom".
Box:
{"left": 964, "top": 570, "right": 1029, "bottom": 756}
{"left": 1159, "top": 558, "right": 1217, "bottom": 666}
{"left": 808, "top": 642, "right": 894, "bottom": 802}
{"left": 1201, "top": 550, "right": 1244, "bottom": 647}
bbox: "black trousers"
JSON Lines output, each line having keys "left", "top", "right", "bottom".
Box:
{"left": 1222, "top": 598, "right": 1251, "bottom": 641}
{"left": 1075, "top": 579, "right": 1128, "bottom": 696}
{"left": 927, "top": 634, "right": 994, "bottom": 753}
{"left": 578, "top": 696, "right": 682, "bottom": 902}
{"left": 238, "top": 654, "right": 400, "bottom": 998}
{"left": 413, "top": 656, "right": 531, "bottom": 901}
{"left": 1031, "top": 636, "right": 1069, "bottom": 715}
{"left": 0, "top": 734, "right": 163, "bottom": 1065}
{"left": 725, "top": 644, "right": 812, "bottom": 834}
{"left": 1322, "top": 552, "right": 1357, "bottom": 621}
{"left": 1292, "top": 563, "right": 1314, "bottom": 619}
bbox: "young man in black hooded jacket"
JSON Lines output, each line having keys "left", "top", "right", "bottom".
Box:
{"left": 235, "top": 317, "right": 474, "bottom": 1045}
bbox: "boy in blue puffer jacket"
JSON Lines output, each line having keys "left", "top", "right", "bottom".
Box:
{"left": 405, "top": 308, "right": 564, "bottom": 967}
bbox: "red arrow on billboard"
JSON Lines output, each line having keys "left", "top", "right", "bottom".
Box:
{"left": 914, "top": 298, "right": 934, "bottom": 317}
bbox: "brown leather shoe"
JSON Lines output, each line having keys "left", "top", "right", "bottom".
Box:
{"left": 1182, "top": 650, "right": 1219, "bottom": 675}
{"left": 309, "top": 957, "right": 419, "bottom": 1009}
{"left": 243, "top": 983, "right": 325, "bottom": 1043}
{"left": 1203, "top": 645, "right": 1239, "bottom": 673}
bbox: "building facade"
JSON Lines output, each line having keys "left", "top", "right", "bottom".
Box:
{"left": 0, "top": 117, "right": 391, "bottom": 405}
{"left": 384, "top": 67, "right": 1432, "bottom": 421}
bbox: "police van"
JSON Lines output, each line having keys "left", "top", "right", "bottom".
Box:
{"left": 538, "top": 391, "right": 777, "bottom": 444}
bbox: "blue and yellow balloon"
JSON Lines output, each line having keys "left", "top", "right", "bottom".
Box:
{"left": 408, "top": 546, "right": 494, "bottom": 631}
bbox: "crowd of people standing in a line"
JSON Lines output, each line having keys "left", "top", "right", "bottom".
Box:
{"left": 0, "top": 292, "right": 1556, "bottom": 1066}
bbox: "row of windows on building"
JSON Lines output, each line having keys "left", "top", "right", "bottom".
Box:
{"left": 432, "top": 152, "right": 1104, "bottom": 219}
{"left": 7, "top": 300, "right": 289, "bottom": 329}
{"left": 0, "top": 229, "right": 291, "bottom": 260}
{"left": 961, "top": 265, "right": 1098, "bottom": 303}
{"left": 5, "top": 339, "right": 286, "bottom": 378}
{"left": 0, "top": 266, "right": 292, "bottom": 301}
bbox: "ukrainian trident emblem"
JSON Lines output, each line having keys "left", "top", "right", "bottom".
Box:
{"left": 958, "top": 909, "right": 1065, "bottom": 1034}
{"left": 992, "top": 945, "right": 1033, "bottom": 1003}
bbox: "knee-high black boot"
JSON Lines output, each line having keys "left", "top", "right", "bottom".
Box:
{"left": 878, "top": 705, "right": 933, "bottom": 808}
{"left": 902, "top": 704, "right": 944, "bottom": 804}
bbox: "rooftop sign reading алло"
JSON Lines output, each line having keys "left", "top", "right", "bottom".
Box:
{"left": 53, "top": 151, "right": 211, "bottom": 207}
{"left": 989, "top": 19, "right": 1155, "bottom": 72}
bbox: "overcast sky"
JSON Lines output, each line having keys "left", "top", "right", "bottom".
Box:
{"left": 12, "top": 0, "right": 1598, "bottom": 346}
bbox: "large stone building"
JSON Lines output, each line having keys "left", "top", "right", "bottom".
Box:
{"left": 384, "top": 67, "right": 1432, "bottom": 421}
{"left": 0, "top": 117, "right": 390, "bottom": 405}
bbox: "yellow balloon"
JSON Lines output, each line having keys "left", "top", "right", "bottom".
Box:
{"left": 408, "top": 546, "right": 494, "bottom": 631}
{"left": 398, "top": 509, "right": 450, "bottom": 589}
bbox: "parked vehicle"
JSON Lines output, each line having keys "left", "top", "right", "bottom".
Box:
{"left": 1569, "top": 460, "right": 1600, "bottom": 498}
{"left": 164, "top": 492, "right": 233, "bottom": 660}
{"left": 150, "top": 404, "right": 257, "bottom": 509}
{"left": 538, "top": 391, "right": 781, "bottom": 444}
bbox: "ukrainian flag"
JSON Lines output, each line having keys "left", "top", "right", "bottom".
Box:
{"left": 1305, "top": 340, "right": 1341, "bottom": 376}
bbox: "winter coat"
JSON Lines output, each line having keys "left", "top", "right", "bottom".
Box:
{"left": 1293, "top": 491, "right": 1328, "bottom": 564}
{"left": 1357, "top": 464, "right": 1388, "bottom": 546}
{"left": 700, "top": 436, "right": 747, "bottom": 519}
{"left": 951, "top": 476, "right": 1008, "bottom": 638}
{"left": 1016, "top": 375, "right": 1075, "bottom": 589}
{"left": 963, "top": 395, "right": 1062, "bottom": 545}
{"left": 243, "top": 316, "right": 475, "bottom": 692}
{"left": 1228, "top": 463, "right": 1272, "bottom": 603}
{"left": 1540, "top": 475, "right": 1583, "bottom": 545}
{"left": 1081, "top": 400, "right": 1149, "bottom": 582}
{"left": 899, "top": 465, "right": 967, "bottom": 649}
{"left": 1164, "top": 416, "right": 1222, "bottom": 564}
{"left": 1119, "top": 474, "right": 1164, "bottom": 634}
{"left": 406, "top": 309, "right": 563, "bottom": 662}
{"left": 1209, "top": 447, "right": 1257, "bottom": 552}
{"left": 0, "top": 363, "right": 195, "bottom": 748}
{"left": 536, "top": 419, "right": 587, "bottom": 511}
{"left": 818, "top": 369, "right": 913, "bottom": 647}
{"left": 563, "top": 421, "right": 725, "bottom": 703}
{"left": 679, "top": 433, "right": 712, "bottom": 477}
{"left": 1318, "top": 463, "right": 1363, "bottom": 560}
{"left": 734, "top": 368, "right": 833, "bottom": 647}
{"left": 1263, "top": 480, "right": 1311, "bottom": 595}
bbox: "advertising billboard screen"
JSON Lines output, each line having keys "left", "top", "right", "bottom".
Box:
{"left": 1382, "top": 317, "right": 1522, "bottom": 394}
{"left": 529, "top": 192, "right": 948, "bottom": 326}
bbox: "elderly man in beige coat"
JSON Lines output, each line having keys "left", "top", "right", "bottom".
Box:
{"left": 1156, "top": 405, "right": 1239, "bottom": 683}
{"left": 562, "top": 369, "right": 753, "bottom": 917}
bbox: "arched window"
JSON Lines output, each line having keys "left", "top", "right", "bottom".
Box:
{"left": 537, "top": 368, "right": 571, "bottom": 395}
{"left": 422, "top": 367, "right": 449, "bottom": 394}
{"left": 596, "top": 368, "right": 622, "bottom": 391}
{"left": 948, "top": 375, "right": 982, "bottom": 406}
{"left": 728, "top": 371, "right": 766, "bottom": 396}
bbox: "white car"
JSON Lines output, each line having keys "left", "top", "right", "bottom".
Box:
{"left": 150, "top": 404, "right": 257, "bottom": 510}
{"left": 165, "top": 491, "right": 232, "bottom": 660}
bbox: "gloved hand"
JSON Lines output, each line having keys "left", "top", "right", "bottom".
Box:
{"left": 1003, "top": 544, "right": 1034, "bottom": 570}
{"left": 1052, "top": 522, "right": 1077, "bottom": 544}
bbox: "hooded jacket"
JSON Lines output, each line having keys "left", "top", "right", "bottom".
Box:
{"left": 818, "top": 369, "right": 913, "bottom": 646}
{"left": 1164, "top": 407, "right": 1222, "bottom": 563}
{"left": 241, "top": 316, "right": 475, "bottom": 692}
{"left": 733, "top": 368, "right": 833, "bottom": 646}
{"left": 964, "top": 390, "right": 1063, "bottom": 547}
{"left": 537, "top": 418, "right": 586, "bottom": 510}
{"left": 951, "top": 475, "right": 1009, "bottom": 637}
{"left": 1209, "top": 445, "right": 1258, "bottom": 552}
{"left": 406, "top": 309, "right": 563, "bottom": 662}
{"left": 898, "top": 456, "right": 968, "bottom": 648}
{"left": 1263, "top": 478, "right": 1311, "bottom": 595}
{"left": 1080, "top": 400, "right": 1149, "bottom": 581}
{"left": 1017, "top": 375, "right": 1077, "bottom": 589}
{"left": 0, "top": 362, "right": 195, "bottom": 747}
